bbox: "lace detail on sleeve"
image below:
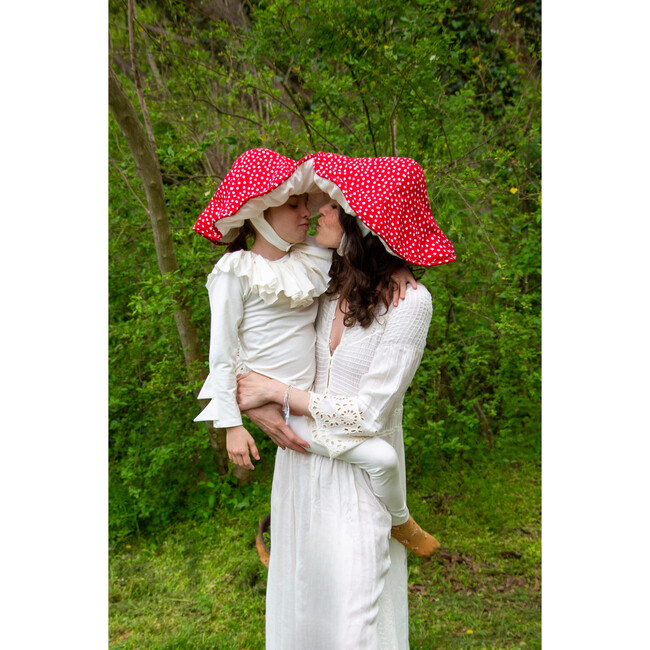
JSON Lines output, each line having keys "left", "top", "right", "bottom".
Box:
{"left": 311, "top": 394, "right": 364, "bottom": 434}
{"left": 309, "top": 394, "right": 371, "bottom": 457}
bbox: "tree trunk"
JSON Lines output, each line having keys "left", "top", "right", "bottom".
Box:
{"left": 109, "top": 65, "right": 237, "bottom": 477}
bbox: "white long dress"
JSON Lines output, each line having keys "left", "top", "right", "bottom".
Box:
{"left": 266, "top": 284, "right": 433, "bottom": 650}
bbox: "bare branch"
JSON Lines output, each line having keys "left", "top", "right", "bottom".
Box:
{"left": 321, "top": 96, "right": 364, "bottom": 147}
{"left": 146, "top": 49, "right": 166, "bottom": 94}
{"left": 279, "top": 79, "right": 316, "bottom": 150}
{"left": 110, "top": 159, "right": 150, "bottom": 216}
{"left": 346, "top": 63, "right": 378, "bottom": 156}
{"left": 447, "top": 176, "right": 500, "bottom": 261}
{"left": 128, "top": 0, "right": 158, "bottom": 160}
{"left": 140, "top": 23, "right": 198, "bottom": 46}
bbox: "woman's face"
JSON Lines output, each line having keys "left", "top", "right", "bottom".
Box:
{"left": 265, "top": 194, "right": 311, "bottom": 244}
{"left": 315, "top": 201, "right": 344, "bottom": 249}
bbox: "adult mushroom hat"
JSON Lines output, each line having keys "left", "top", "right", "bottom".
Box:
{"left": 309, "top": 152, "right": 455, "bottom": 266}
{"left": 193, "top": 148, "right": 317, "bottom": 244}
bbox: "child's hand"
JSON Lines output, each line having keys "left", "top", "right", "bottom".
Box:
{"left": 390, "top": 267, "right": 417, "bottom": 306}
{"left": 226, "top": 425, "right": 260, "bottom": 470}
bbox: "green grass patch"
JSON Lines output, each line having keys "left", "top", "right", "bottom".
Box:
{"left": 109, "top": 455, "right": 540, "bottom": 649}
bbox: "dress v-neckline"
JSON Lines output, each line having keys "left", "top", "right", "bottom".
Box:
{"left": 328, "top": 298, "right": 347, "bottom": 356}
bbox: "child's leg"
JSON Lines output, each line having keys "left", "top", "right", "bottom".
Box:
{"left": 338, "top": 437, "right": 409, "bottom": 525}
{"left": 288, "top": 415, "right": 409, "bottom": 525}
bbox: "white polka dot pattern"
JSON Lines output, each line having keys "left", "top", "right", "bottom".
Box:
{"left": 193, "top": 148, "right": 314, "bottom": 243}
{"left": 312, "top": 152, "right": 456, "bottom": 266}
{"left": 193, "top": 148, "right": 455, "bottom": 266}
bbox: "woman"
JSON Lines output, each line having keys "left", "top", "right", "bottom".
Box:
{"left": 237, "top": 152, "right": 455, "bottom": 649}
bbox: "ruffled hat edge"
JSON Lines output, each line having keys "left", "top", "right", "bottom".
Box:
{"left": 194, "top": 149, "right": 321, "bottom": 244}
{"left": 311, "top": 152, "right": 456, "bottom": 267}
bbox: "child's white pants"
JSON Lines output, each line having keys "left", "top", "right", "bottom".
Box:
{"left": 288, "top": 415, "right": 409, "bottom": 525}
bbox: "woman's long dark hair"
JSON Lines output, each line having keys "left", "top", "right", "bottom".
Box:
{"left": 326, "top": 208, "right": 408, "bottom": 328}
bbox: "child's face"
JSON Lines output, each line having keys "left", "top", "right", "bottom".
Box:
{"left": 315, "top": 201, "right": 344, "bottom": 249}
{"left": 264, "top": 194, "right": 311, "bottom": 244}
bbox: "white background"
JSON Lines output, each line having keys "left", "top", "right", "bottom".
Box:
{"left": 1, "top": 1, "right": 648, "bottom": 646}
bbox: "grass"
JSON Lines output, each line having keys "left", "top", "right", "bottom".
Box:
{"left": 109, "top": 453, "right": 540, "bottom": 649}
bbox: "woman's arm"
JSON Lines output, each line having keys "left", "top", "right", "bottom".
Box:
{"left": 237, "top": 286, "right": 433, "bottom": 445}
{"left": 237, "top": 372, "right": 311, "bottom": 416}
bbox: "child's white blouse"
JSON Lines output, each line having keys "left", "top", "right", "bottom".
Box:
{"left": 194, "top": 237, "right": 332, "bottom": 428}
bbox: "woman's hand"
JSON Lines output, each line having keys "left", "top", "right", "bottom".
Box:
{"left": 243, "top": 403, "right": 310, "bottom": 454}
{"left": 237, "top": 371, "right": 283, "bottom": 411}
{"left": 239, "top": 371, "right": 313, "bottom": 420}
{"left": 390, "top": 267, "right": 417, "bottom": 306}
{"left": 226, "top": 425, "right": 260, "bottom": 470}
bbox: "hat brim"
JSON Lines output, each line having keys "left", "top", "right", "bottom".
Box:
{"left": 209, "top": 161, "right": 330, "bottom": 242}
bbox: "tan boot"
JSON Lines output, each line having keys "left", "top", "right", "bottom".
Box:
{"left": 256, "top": 514, "right": 271, "bottom": 569}
{"left": 391, "top": 516, "right": 440, "bottom": 557}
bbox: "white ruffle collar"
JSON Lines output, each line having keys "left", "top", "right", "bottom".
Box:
{"left": 215, "top": 240, "right": 332, "bottom": 308}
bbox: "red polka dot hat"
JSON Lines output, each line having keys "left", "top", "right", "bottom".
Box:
{"left": 309, "top": 152, "right": 456, "bottom": 266}
{"left": 193, "top": 148, "right": 317, "bottom": 244}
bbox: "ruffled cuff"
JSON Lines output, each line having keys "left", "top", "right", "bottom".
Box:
{"left": 193, "top": 397, "right": 243, "bottom": 429}
{"left": 194, "top": 373, "right": 243, "bottom": 428}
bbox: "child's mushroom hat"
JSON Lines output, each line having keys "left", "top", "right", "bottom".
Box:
{"left": 194, "top": 148, "right": 322, "bottom": 244}
{"left": 308, "top": 152, "right": 456, "bottom": 266}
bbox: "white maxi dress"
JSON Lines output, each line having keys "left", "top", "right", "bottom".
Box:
{"left": 266, "top": 284, "right": 433, "bottom": 650}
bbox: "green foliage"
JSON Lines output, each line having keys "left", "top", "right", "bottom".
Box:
{"left": 109, "top": 457, "right": 541, "bottom": 648}
{"left": 109, "top": 0, "right": 540, "bottom": 538}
